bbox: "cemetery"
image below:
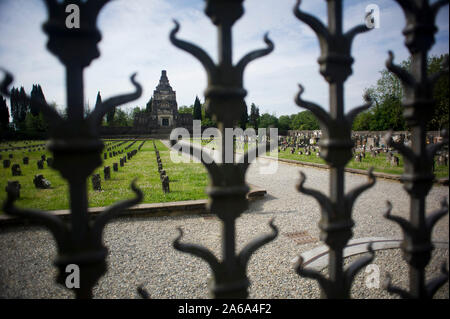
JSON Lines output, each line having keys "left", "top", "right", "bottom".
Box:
{"left": 0, "top": 0, "right": 448, "bottom": 305}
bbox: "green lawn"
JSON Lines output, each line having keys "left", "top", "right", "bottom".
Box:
{"left": 189, "top": 138, "right": 448, "bottom": 179}
{"left": 0, "top": 139, "right": 208, "bottom": 213}
{"left": 274, "top": 147, "right": 448, "bottom": 179}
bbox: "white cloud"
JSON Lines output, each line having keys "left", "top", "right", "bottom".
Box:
{"left": 0, "top": 0, "right": 448, "bottom": 118}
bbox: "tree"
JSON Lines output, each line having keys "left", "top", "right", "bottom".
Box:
{"left": 30, "top": 84, "right": 46, "bottom": 117}
{"left": 239, "top": 101, "right": 248, "bottom": 130}
{"left": 291, "top": 111, "right": 319, "bottom": 130}
{"left": 278, "top": 115, "right": 291, "bottom": 131}
{"left": 193, "top": 96, "right": 202, "bottom": 120}
{"left": 178, "top": 105, "right": 194, "bottom": 114}
{"left": 354, "top": 54, "right": 449, "bottom": 131}
{"left": 115, "top": 109, "right": 128, "bottom": 126}
{"left": 0, "top": 96, "right": 10, "bottom": 131}
{"left": 249, "top": 103, "right": 260, "bottom": 129}
{"left": 427, "top": 54, "right": 449, "bottom": 131}
{"left": 259, "top": 113, "right": 278, "bottom": 128}
{"left": 102, "top": 92, "right": 115, "bottom": 126}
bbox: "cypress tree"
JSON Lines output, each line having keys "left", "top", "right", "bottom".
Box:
{"left": 0, "top": 96, "right": 9, "bottom": 130}
{"left": 193, "top": 96, "right": 202, "bottom": 120}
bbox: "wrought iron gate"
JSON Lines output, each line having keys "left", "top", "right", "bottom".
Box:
{"left": 0, "top": 0, "right": 448, "bottom": 299}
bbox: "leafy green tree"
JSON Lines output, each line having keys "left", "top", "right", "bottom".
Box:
{"left": 178, "top": 105, "right": 194, "bottom": 114}
{"left": 259, "top": 113, "right": 278, "bottom": 128}
{"left": 193, "top": 96, "right": 202, "bottom": 120}
{"left": 30, "top": 84, "right": 46, "bottom": 117}
{"left": 249, "top": 103, "right": 260, "bottom": 129}
{"left": 278, "top": 115, "right": 291, "bottom": 131}
{"left": 427, "top": 54, "right": 449, "bottom": 131}
{"left": 291, "top": 111, "right": 319, "bottom": 130}
{"left": 354, "top": 54, "right": 448, "bottom": 131}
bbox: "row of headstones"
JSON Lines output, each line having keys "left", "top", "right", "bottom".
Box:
{"left": 3, "top": 154, "right": 53, "bottom": 173}
{"left": 105, "top": 140, "right": 129, "bottom": 152}
{"left": 0, "top": 142, "right": 47, "bottom": 153}
{"left": 92, "top": 149, "right": 139, "bottom": 191}
{"left": 102, "top": 140, "right": 136, "bottom": 160}
{"left": 153, "top": 141, "right": 170, "bottom": 193}
{"left": 5, "top": 174, "right": 52, "bottom": 200}
{"left": 279, "top": 145, "right": 320, "bottom": 157}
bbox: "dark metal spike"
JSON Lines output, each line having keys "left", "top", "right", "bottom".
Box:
{"left": 297, "top": 171, "right": 334, "bottom": 218}
{"left": 3, "top": 192, "right": 69, "bottom": 250}
{"left": 88, "top": 73, "right": 142, "bottom": 127}
{"left": 386, "top": 51, "right": 416, "bottom": 88}
{"left": 236, "top": 33, "right": 274, "bottom": 77}
{"left": 293, "top": 0, "right": 329, "bottom": 40}
{"left": 137, "top": 285, "right": 151, "bottom": 299}
{"left": 344, "top": 167, "right": 376, "bottom": 215}
{"left": 238, "top": 218, "right": 278, "bottom": 269}
{"left": 425, "top": 197, "right": 448, "bottom": 234}
{"left": 383, "top": 273, "right": 413, "bottom": 299}
{"left": 0, "top": 68, "right": 14, "bottom": 96}
{"left": 426, "top": 261, "right": 449, "bottom": 298}
{"left": 344, "top": 243, "right": 375, "bottom": 288}
{"left": 294, "top": 255, "right": 329, "bottom": 290}
{"left": 173, "top": 227, "right": 221, "bottom": 272}
{"left": 92, "top": 179, "right": 143, "bottom": 240}
{"left": 169, "top": 20, "right": 216, "bottom": 79}
{"left": 294, "top": 84, "right": 332, "bottom": 128}
{"left": 345, "top": 97, "right": 373, "bottom": 126}
{"left": 383, "top": 201, "right": 414, "bottom": 236}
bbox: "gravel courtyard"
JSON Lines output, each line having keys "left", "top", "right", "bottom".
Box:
{"left": 0, "top": 154, "right": 448, "bottom": 299}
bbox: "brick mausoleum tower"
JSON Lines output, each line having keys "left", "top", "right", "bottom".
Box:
{"left": 133, "top": 70, "right": 193, "bottom": 134}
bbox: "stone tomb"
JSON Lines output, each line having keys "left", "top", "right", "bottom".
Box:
{"left": 33, "top": 174, "right": 51, "bottom": 189}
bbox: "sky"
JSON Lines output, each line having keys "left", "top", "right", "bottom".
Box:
{"left": 0, "top": 0, "right": 448, "bottom": 118}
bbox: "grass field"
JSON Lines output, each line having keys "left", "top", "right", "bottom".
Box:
{"left": 0, "top": 139, "right": 208, "bottom": 213}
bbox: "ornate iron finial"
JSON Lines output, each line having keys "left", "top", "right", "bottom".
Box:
{"left": 1, "top": 1, "right": 143, "bottom": 298}
{"left": 382, "top": 0, "right": 449, "bottom": 299}
{"left": 293, "top": 0, "right": 376, "bottom": 298}
{"left": 168, "top": 0, "right": 277, "bottom": 298}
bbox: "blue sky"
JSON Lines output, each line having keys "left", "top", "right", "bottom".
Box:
{"left": 0, "top": 0, "right": 448, "bottom": 117}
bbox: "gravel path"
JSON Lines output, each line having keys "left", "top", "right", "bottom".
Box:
{"left": 0, "top": 150, "right": 448, "bottom": 299}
